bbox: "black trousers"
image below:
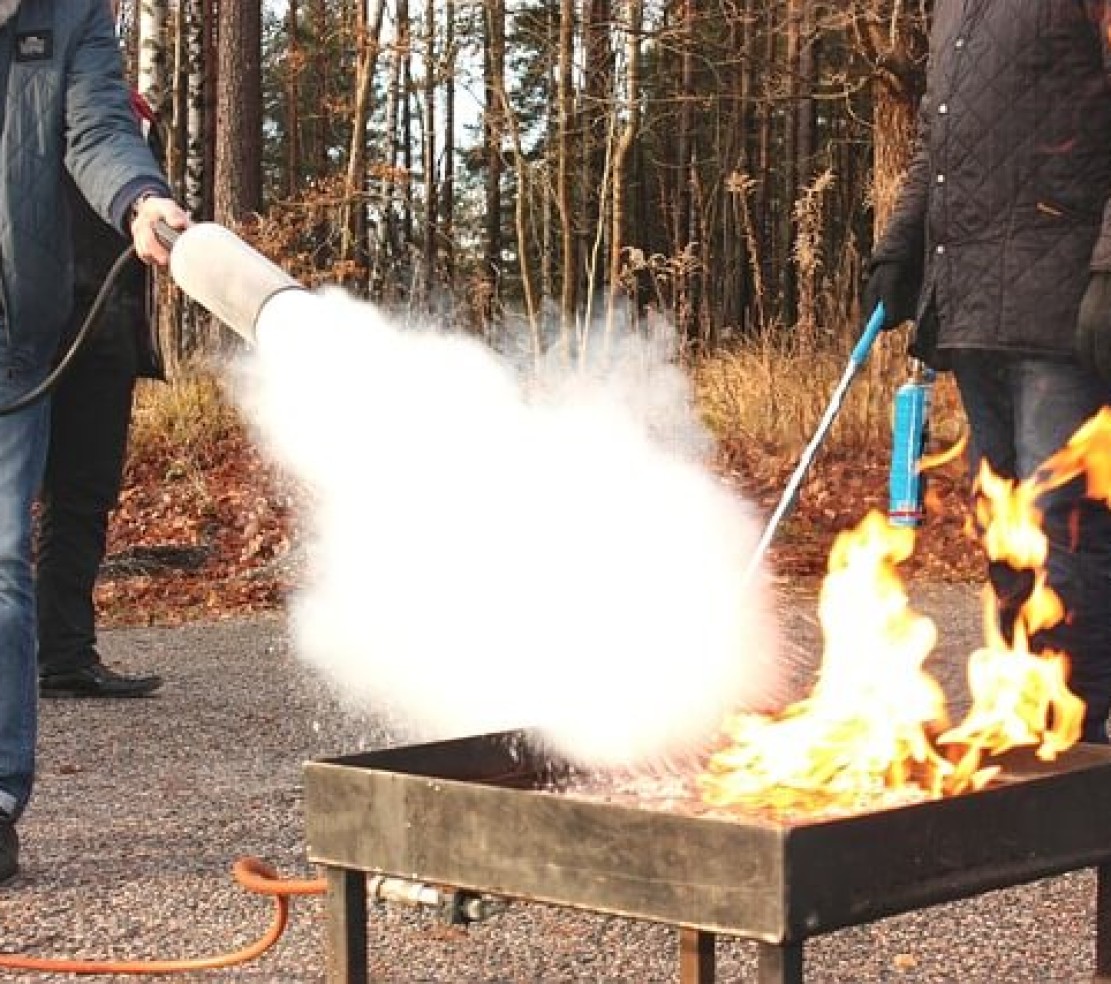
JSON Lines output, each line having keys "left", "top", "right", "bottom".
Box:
{"left": 35, "top": 320, "right": 136, "bottom": 676}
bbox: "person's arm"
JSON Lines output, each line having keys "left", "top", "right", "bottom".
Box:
{"left": 1075, "top": 2, "right": 1111, "bottom": 378}
{"left": 871, "top": 95, "right": 932, "bottom": 269}
{"left": 862, "top": 93, "right": 932, "bottom": 329}
{"left": 1088, "top": 0, "right": 1111, "bottom": 272}
{"left": 62, "top": 1, "right": 186, "bottom": 265}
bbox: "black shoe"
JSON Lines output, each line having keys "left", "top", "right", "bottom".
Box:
{"left": 0, "top": 816, "right": 17, "bottom": 885}
{"left": 39, "top": 663, "right": 163, "bottom": 699}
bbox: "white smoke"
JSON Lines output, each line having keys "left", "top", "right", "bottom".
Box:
{"left": 233, "top": 289, "right": 782, "bottom": 767}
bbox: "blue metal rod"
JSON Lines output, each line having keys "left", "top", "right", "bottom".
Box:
{"left": 745, "top": 302, "right": 887, "bottom": 581}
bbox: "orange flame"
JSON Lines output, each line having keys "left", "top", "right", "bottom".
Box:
{"left": 701, "top": 512, "right": 955, "bottom": 814}
{"left": 700, "top": 412, "right": 1111, "bottom": 816}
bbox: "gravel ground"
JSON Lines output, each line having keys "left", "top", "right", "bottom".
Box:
{"left": 0, "top": 582, "right": 1104, "bottom": 983}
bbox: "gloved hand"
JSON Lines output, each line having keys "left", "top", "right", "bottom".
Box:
{"left": 863, "top": 261, "right": 919, "bottom": 330}
{"left": 1076, "top": 271, "right": 1111, "bottom": 382}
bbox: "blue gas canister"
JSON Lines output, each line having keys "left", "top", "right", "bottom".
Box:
{"left": 888, "top": 362, "right": 935, "bottom": 528}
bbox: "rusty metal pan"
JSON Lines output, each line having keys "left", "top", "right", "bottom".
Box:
{"left": 305, "top": 730, "right": 1111, "bottom": 943}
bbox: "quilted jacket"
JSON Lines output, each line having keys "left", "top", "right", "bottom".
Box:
{"left": 873, "top": 0, "right": 1111, "bottom": 364}
{"left": 0, "top": 0, "right": 169, "bottom": 379}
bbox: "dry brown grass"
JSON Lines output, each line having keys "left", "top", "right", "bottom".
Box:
{"left": 128, "top": 339, "right": 968, "bottom": 480}
{"left": 128, "top": 372, "right": 242, "bottom": 466}
{"left": 694, "top": 326, "right": 966, "bottom": 456}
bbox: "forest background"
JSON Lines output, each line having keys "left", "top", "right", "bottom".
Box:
{"left": 101, "top": 0, "right": 976, "bottom": 627}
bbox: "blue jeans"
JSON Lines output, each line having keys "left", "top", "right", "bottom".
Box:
{"left": 951, "top": 351, "right": 1111, "bottom": 743}
{"left": 0, "top": 367, "right": 49, "bottom": 820}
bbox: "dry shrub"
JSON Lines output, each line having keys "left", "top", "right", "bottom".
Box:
{"left": 129, "top": 372, "right": 241, "bottom": 467}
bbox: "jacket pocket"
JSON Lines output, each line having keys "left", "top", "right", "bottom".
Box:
{"left": 1034, "top": 192, "right": 1103, "bottom": 226}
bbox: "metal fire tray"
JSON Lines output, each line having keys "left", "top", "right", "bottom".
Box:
{"left": 304, "top": 730, "right": 1111, "bottom": 984}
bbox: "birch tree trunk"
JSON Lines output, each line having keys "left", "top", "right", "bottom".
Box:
{"left": 138, "top": 0, "right": 169, "bottom": 119}
{"left": 202, "top": 0, "right": 218, "bottom": 220}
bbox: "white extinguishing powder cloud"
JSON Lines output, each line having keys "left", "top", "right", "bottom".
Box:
{"left": 233, "top": 289, "right": 782, "bottom": 768}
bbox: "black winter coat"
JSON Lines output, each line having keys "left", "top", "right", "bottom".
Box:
{"left": 873, "top": 0, "right": 1111, "bottom": 365}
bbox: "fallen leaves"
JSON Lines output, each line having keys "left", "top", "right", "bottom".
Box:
{"left": 96, "top": 422, "right": 981, "bottom": 628}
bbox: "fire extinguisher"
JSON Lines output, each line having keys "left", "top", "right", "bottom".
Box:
{"left": 888, "top": 359, "right": 936, "bottom": 528}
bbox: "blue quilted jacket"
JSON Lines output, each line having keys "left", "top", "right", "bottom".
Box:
{"left": 874, "top": 0, "right": 1111, "bottom": 363}
{"left": 0, "top": 0, "right": 169, "bottom": 378}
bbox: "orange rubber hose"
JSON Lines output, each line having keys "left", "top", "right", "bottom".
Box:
{"left": 0, "top": 857, "right": 326, "bottom": 975}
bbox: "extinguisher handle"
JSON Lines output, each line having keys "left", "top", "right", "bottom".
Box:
{"left": 154, "top": 219, "right": 182, "bottom": 251}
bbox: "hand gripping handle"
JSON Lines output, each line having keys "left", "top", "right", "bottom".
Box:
{"left": 154, "top": 219, "right": 182, "bottom": 251}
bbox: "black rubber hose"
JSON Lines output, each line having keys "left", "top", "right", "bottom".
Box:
{"left": 0, "top": 244, "right": 143, "bottom": 417}
{"left": 0, "top": 221, "right": 182, "bottom": 418}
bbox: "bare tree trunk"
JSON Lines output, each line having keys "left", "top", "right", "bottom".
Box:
{"left": 421, "top": 0, "right": 437, "bottom": 312}
{"left": 723, "top": 0, "right": 756, "bottom": 332}
{"left": 675, "top": 0, "right": 695, "bottom": 336}
{"left": 481, "top": 0, "right": 505, "bottom": 334}
{"left": 309, "top": 0, "right": 330, "bottom": 177}
{"left": 607, "top": 0, "right": 642, "bottom": 332}
{"left": 440, "top": 0, "right": 456, "bottom": 297}
{"left": 754, "top": 5, "right": 775, "bottom": 311}
{"left": 285, "top": 0, "right": 301, "bottom": 199}
{"left": 778, "top": 0, "right": 804, "bottom": 327}
{"left": 797, "top": 1, "right": 816, "bottom": 189}
{"left": 214, "top": 0, "right": 262, "bottom": 223}
{"left": 489, "top": 51, "right": 541, "bottom": 359}
{"left": 340, "top": 0, "right": 386, "bottom": 276}
{"left": 538, "top": 2, "right": 557, "bottom": 310}
{"left": 581, "top": 0, "right": 612, "bottom": 307}
{"left": 556, "top": 0, "right": 576, "bottom": 346}
{"left": 372, "top": 17, "right": 404, "bottom": 301}
{"left": 399, "top": 0, "right": 414, "bottom": 247}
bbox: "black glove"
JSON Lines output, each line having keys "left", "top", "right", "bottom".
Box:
{"left": 863, "top": 261, "right": 920, "bottom": 330}
{"left": 1076, "top": 271, "right": 1111, "bottom": 382}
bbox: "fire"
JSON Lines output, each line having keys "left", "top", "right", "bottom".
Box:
{"left": 700, "top": 411, "right": 1111, "bottom": 816}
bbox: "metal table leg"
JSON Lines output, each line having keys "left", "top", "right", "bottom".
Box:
{"left": 325, "top": 867, "right": 369, "bottom": 984}
{"left": 757, "top": 942, "right": 804, "bottom": 984}
{"left": 1096, "top": 863, "right": 1111, "bottom": 983}
{"left": 679, "top": 927, "right": 715, "bottom": 984}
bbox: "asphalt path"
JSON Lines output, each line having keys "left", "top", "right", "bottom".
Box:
{"left": 0, "top": 582, "right": 1103, "bottom": 983}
